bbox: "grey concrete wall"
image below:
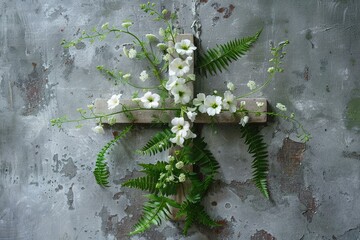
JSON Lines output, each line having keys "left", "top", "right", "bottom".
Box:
{"left": 1, "top": 0, "right": 359, "bottom": 239}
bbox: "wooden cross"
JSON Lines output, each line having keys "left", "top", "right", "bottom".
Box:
{"left": 94, "top": 34, "right": 267, "bottom": 219}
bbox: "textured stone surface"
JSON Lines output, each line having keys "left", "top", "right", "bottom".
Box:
{"left": 1, "top": 0, "right": 360, "bottom": 239}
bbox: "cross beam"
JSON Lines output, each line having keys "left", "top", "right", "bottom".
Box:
{"left": 94, "top": 34, "right": 267, "bottom": 220}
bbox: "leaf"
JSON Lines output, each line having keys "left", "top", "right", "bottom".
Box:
{"left": 129, "top": 195, "right": 179, "bottom": 235}
{"left": 177, "top": 200, "right": 220, "bottom": 235}
{"left": 93, "top": 125, "right": 132, "bottom": 187}
{"left": 122, "top": 171, "right": 177, "bottom": 196}
{"left": 240, "top": 125, "right": 269, "bottom": 198}
{"left": 122, "top": 176, "right": 159, "bottom": 194}
{"left": 138, "top": 129, "right": 174, "bottom": 156}
{"left": 191, "top": 138, "right": 220, "bottom": 177}
{"left": 197, "top": 29, "right": 262, "bottom": 76}
{"left": 139, "top": 161, "right": 167, "bottom": 176}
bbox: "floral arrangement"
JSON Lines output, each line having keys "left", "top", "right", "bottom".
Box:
{"left": 52, "top": 2, "right": 310, "bottom": 236}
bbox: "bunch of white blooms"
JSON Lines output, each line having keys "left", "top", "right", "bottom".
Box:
{"left": 170, "top": 117, "right": 196, "bottom": 147}
{"left": 165, "top": 39, "right": 197, "bottom": 106}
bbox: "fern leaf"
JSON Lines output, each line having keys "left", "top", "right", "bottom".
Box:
{"left": 177, "top": 200, "right": 220, "bottom": 235}
{"left": 191, "top": 138, "right": 220, "bottom": 177}
{"left": 197, "top": 29, "right": 262, "bottom": 76}
{"left": 93, "top": 125, "right": 132, "bottom": 187}
{"left": 187, "top": 174, "right": 214, "bottom": 203}
{"left": 122, "top": 176, "right": 158, "bottom": 193}
{"left": 138, "top": 161, "right": 168, "bottom": 176}
{"left": 130, "top": 195, "right": 179, "bottom": 235}
{"left": 139, "top": 129, "right": 174, "bottom": 156}
{"left": 122, "top": 174, "right": 177, "bottom": 196}
{"left": 195, "top": 205, "right": 221, "bottom": 228}
{"left": 240, "top": 125, "right": 269, "bottom": 198}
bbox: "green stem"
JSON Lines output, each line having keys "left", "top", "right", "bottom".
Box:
{"left": 62, "top": 107, "right": 181, "bottom": 124}
{"left": 237, "top": 73, "right": 274, "bottom": 99}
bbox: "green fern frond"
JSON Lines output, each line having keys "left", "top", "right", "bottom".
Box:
{"left": 197, "top": 29, "right": 262, "bottom": 76}
{"left": 195, "top": 205, "right": 221, "bottom": 228}
{"left": 138, "top": 129, "right": 174, "bottom": 156}
{"left": 93, "top": 125, "right": 132, "bottom": 187}
{"left": 130, "top": 194, "right": 179, "bottom": 235}
{"left": 122, "top": 176, "right": 159, "bottom": 193}
{"left": 138, "top": 161, "right": 168, "bottom": 176}
{"left": 191, "top": 138, "right": 220, "bottom": 177}
{"left": 177, "top": 200, "right": 220, "bottom": 235}
{"left": 240, "top": 125, "right": 269, "bottom": 198}
{"left": 187, "top": 174, "right": 214, "bottom": 203}
{"left": 122, "top": 174, "right": 177, "bottom": 196}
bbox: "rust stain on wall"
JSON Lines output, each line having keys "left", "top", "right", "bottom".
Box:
{"left": 16, "top": 62, "right": 54, "bottom": 115}
{"left": 211, "top": 3, "right": 235, "bottom": 18}
{"left": 277, "top": 138, "right": 306, "bottom": 194}
{"left": 277, "top": 138, "right": 305, "bottom": 176}
{"left": 298, "top": 188, "right": 317, "bottom": 222}
{"left": 251, "top": 229, "right": 276, "bottom": 240}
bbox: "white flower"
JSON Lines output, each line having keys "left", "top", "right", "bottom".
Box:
{"left": 92, "top": 125, "right": 105, "bottom": 134}
{"left": 167, "top": 175, "right": 175, "bottom": 182}
{"left": 185, "top": 130, "right": 196, "bottom": 139}
{"left": 165, "top": 165, "right": 172, "bottom": 171}
{"left": 186, "top": 107, "right": 197, "bottom": 122}
{"left": 123, "top": 73, "right": 131, "bottom": 80}
{"left": 247, "top": 80, "right": 257, "bottom": 90}
{"left": 168, "top": 155, "right": 175, "bottom": 162}
{"left": 185, "top": 56, "right": 193, "bottom": 65}
{"left": 140, "top": 92, "right": 160, "bottom": 109}
{"left": 170, "top": 134, "right": 185, "bottom": 147}
{"left": 240, "top": 116, "right": 249, "bottom": 127}
{"left": 146, "top": 34, "right": 158, "bottom": 42}
{"left": 171, "top": 84, "right": 192, "bottom": 104}
{"left": 123, "top": 46, "right": 129, "bottom": 57}
{"left": 163, "top": 54, "right": 170, "bottom": 61}
{"left": 178, "top": 173, "right": 186, "bottom": 182}
{"left": 193, "top": 93, "right": 207, "bottom": 113}
{"left": 276, "top": 103, "right": 287, "bottom": 111}
{"left": 267, "top": 67, "right": 275, "bottom": 73}
{"left": 159, "top": 27, "right": 165, "bottom": 37}
{"left": 122, "top": 21, "right": 132, "bottom": 28}
{"left": 87, "top": 104, "right": 94, "bottom": 110}
{"left": 227, "top": 82, "right": 235, "bottom": 91}
{"left": 107, "top": 116, "right": 117, "bottom": 125}
{"left": 240, "top": 101, "right": 246, "bottom": 107}
{"left": 101, "top": 22, "right": 109, "bottom": 30}
{"left": 139, "top": 70, "right": 149, "bottom": 82}
{"left": 175, "top": 39, "right": 197, "bottom": 55}
{"left": 169, "top": 58, "right": 190, "bottom": 77}
{"left": 167, "top": 47, "right": 175, "bottom": 54}
{"left": 107, "top": 94, "right": 122, "bottom": 110}
{"left": 128, "top": 49, "right": 137, "bottom": 59}
{"left": 165, "top": 76, "right": 185, "bottom": 91}
{"left": 222, "top": 91, "right": 237, "bottom": 113}
{"left": 156, "top": 43, "right": 167, "bottom": 51}
{"left": 175, "top": 161, "right": 184, "bottom": 169}
{"left": 171, "top": 117, "right": 190, "bottom": 137}
{"left": 186, "top": 74, "right": 196, "bottom": 81}
{"left": 256, "top": 101, "right": 264, "bottom": 107}
{"left": 204, "top": 95, "right": 222, "bottom": 116}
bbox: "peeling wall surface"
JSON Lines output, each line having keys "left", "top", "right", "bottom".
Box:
{"left": 1, "top": 1, "right": 360, "bottom": 240}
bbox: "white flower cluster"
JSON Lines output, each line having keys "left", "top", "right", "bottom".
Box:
{"left": 156, "top": 156, "right": 187, "bottom": 188}
{"left": 165, "top": 39, "right": 197, "bottom": 105}
{"left": 170, "top": 117, "right": 196, "bottom": 147}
